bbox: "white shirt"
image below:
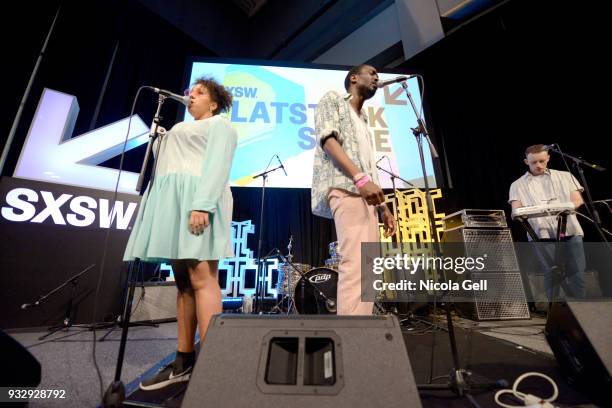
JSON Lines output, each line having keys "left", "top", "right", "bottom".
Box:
{"left": 509, "top": 169, "right": 584, "bottom": 239}
{"left": 349, "top": 106, "right": 380, "bottom": 186}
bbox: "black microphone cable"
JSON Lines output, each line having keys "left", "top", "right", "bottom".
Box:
{"left": 90, "top": 85, "right": 149, "bottom": 402}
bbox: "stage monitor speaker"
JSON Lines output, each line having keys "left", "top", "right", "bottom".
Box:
{"left": 182, "top": 314, "right": 422, "bottom": 408}
{"left": 545, "top": 301, "right": 612, "bottom": 406}
{"left": 1, "top": 329, "right": 41, "bottom": 387}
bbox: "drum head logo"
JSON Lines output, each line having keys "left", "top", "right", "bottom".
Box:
{"left": 308, "top": 273, "right": 332, "bottom": 284}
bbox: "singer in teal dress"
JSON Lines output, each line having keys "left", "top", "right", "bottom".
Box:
{"left": 124, "top": 78, "right": 236, "bottom": 391}
{"left": 123, "top": 114, "right": 236, "bottom": 262}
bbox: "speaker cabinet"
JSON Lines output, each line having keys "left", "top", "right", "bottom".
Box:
{"left": 1, "top": 329, "right": 41, "bottom": 387}
{"left": 443, "top": 220, "right": 530, "bottom": 320}
{"left": 545, "top": 301, "right": 612, "bottom": 406}
{"left": 182, "top": 314, "right": 422, "bottom": 407}
{"left": 130, "top": 282, "right": 177, "bottom": 323}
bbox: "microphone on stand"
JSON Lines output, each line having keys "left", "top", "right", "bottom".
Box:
{"left": 275, "top": 155, "right": 288, "bottom": 176}
{"left": 146, "top": 86, "right": 190, "bottom": 106}
{"left": 544, "top": 144, "right": 606, "bottom": 171}
{"left": 385, "top": 155, "right": 393, "bottom": 171}
{"left": 21, "top": 300, "right": 40, "bottom": 310}
{"left": 376, "top": 155, "right": 388, "bottom": 165}
{"left": 376, "top": 75, "right": 415, "bottom": 88}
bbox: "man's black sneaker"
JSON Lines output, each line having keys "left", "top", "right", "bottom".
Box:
{"left": 139, "top": 362, "right": 192, "bottom": 391}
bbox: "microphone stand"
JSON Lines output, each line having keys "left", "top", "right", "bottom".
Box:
{"left": 376, "top": 162, "right": 414, "bottom": 313}
{"left": 548, "top": 145, "right": 609, "bottom": 244}
{"left": 399, "top": 82, "right": 506, "bottom": 404}
{"left": 103, "top": 94, "right": 168, "bottom": 408}
{"left": 377, "top": 163, "right": 414, "bottom": 242}
{"left": 20, "top": 264, "right": 96, "bottom": 341}
{"left": 252, "top": 162, "right": 285, "bottom": 314}
{"left": 136, "top": 94, "right": 167, "bottom": 192}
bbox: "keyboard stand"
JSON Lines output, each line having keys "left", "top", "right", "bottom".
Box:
{"left": 515, "top": 211, "right": 574, "bottom": 302}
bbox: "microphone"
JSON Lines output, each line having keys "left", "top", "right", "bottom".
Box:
{"left": 376, "top": 155, "right": 388, "bottom": 165}
{"left": 146, "top": 86, "right": 190, "bottom": 106}
{"left": 377, "top": 75, "right": 415, "bottom": 88}
{"left": 21, "top": 300, "right": 39, "bottom": 310}
{"left": 325, "top": 298, "right": 337, "bottom": 313}
{"left": 275, "top": 155, "right": 288, "bottom": 176}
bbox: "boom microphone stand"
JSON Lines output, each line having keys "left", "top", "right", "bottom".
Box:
{"left": 252, "top": 158, "right": 286, "bottom": 314}
{"left": 398, "top": 80, "right": 506, "bottom": 403}
{"left": 547, "top": 144, "right": 609, "bottom": 244}
{"left": 20, "top": 264, "right": 96, "bottom": 341}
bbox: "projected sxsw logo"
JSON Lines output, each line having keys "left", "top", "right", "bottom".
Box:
{"left": 14, "top": 88, "right": 149, "bottom": 194}
{"left": 3, "top": 88, "right": 149, "bottom": 229}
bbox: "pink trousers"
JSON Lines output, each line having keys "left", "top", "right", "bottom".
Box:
{"left": 328, "top": 189, "right": 378, "bottom": 315}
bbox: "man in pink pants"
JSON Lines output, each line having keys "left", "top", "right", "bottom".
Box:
{"left": 311, "top": 64, "right": 395, "bottom": 315}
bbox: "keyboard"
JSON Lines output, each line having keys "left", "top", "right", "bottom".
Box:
{"left": 511, "top": 202, "right": 575, "bottom": 219}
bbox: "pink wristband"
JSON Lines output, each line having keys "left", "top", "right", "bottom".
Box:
{"left": 352, "top": 172, "right": 366, "bottom": 183}
{"left": 355, "top": 175, "right": 371, "bottom": 189}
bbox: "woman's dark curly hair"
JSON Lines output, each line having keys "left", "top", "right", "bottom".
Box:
{"left": 193, "top": 76, "right": 233, "bottom": 115}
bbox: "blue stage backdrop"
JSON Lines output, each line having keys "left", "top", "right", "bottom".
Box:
{"left": 184, "top": 61, "right": 436, "bottom": 190}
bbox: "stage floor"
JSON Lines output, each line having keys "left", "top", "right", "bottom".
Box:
{"left": 452, "top": 314, "right": 553, "bottom": 355}
{"left": 6, "top": 313, "right": 597, "bottom": 407}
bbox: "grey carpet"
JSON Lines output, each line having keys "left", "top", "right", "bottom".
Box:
{"left": 7, "top": 322, "right": 180, "bottom": 407}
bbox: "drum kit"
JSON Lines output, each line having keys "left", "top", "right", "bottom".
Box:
{"left": 272, "top": 239, "right": 340, "bottom": 315}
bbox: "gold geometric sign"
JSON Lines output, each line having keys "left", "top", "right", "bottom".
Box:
{"left": 377, "top": 188, "right": 445, "bottom": 300}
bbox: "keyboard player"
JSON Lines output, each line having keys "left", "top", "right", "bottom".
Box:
{"left": 508, "top": 144, "right": 586, "bottom": 300}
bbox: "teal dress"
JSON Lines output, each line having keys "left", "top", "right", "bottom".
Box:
{"left": 123, "top": 115, "right": 237, "bottom": 262}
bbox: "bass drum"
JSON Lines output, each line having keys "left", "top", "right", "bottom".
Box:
{"left": 293, "top": 267, "right": 338, "bottom": 315}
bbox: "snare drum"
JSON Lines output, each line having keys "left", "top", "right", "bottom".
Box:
{"left": 293, "top": 267, "right": 338, "bottom": 315}
{"left": 276, "top": 263, "right": 310, "bottom": 295}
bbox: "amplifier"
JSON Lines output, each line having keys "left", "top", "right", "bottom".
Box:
{"left": 443, "top": 209, "right": 507, "bottom": 231}
{"left": 441, "top": 209, "right": 530, "bottom": 321}
{"left": 129, "top": 282, "right": 246, "bottom": 322}
{"left": 131, "top": 282, "right": 177, "bottom": 323}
